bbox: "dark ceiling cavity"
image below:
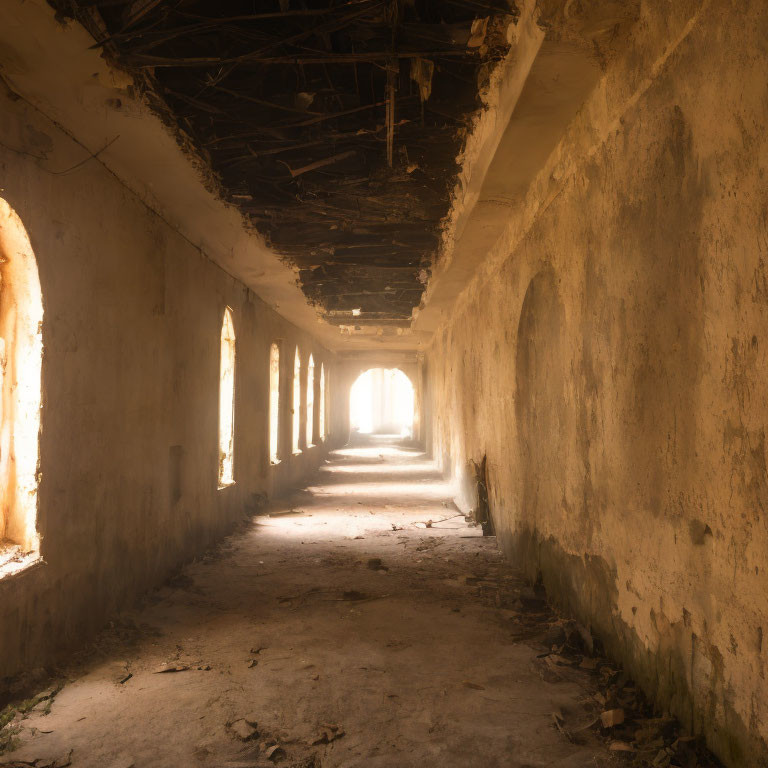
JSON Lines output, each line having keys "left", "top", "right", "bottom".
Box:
{"left": 51, "top": 0, "right": 515, "bottom": 324}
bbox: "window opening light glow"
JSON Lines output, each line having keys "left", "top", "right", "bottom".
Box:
{"left": 0, "top": 197, "right": 43, "bottom": 577}
{"left": 306, "top": 354, "right": 315, "bottom": 447}
{"left": 269, "top": 342, "right": 280, "bottom": 463}
{"left": 292, "top": 347, "right": 301, "bottom": 453}
{"left": 350, "top": 368, "right": 414, "bottom": 437}
{"left": 218, "top": 307, "right": 236, "bottom": 487}
{"left": 319, "top": 363, "right": 326, "bottom": 441}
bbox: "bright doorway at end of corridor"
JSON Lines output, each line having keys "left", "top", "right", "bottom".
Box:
{"left": 350, "top": 368, "right": 414, "bottom": 438}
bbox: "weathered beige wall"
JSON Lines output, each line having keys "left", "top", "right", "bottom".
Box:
{"left": 426, "top": 1, "right": 768, "bottom": 765}
{"left": 0, "top": 87, "right": 335, "bottom": 679}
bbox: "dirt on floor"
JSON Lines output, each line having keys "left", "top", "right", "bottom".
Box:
{"left": 0, "top": 438, "right": 721, "bottom": 768}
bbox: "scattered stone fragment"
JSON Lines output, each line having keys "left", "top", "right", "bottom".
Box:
{"left": 310, "top": 723, "right": 345, "bottom": 745}
{"left": 6, "top": 750, "right": 75, "bottom": 768}
{"left": 229, "top": 717, "right": 259, "bottom": 741}
{"left": 600, "top": 709, "right": 625, "bottom": 728}
{"left": 153, "top": 664, "right": 189, "bottom": 674}
{"left": 264, "top": 743, "right": 286, "bottom": 761}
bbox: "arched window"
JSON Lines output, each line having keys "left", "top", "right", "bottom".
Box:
{"left": 319, "top": 363, "right": 326, "bottom": 441}
{"left": 0, "top": 198, "right": 43, "bottom": 575}
{"left": 269, "top": 342, "right": 280, "bottom": 464}
{"left": 292, "top": 347, "right": 301, "bottom": 453}
{"left": 306, "top": 354, "right": 315, "bottom": 447}
{"left": 218, "top": 308, "right": 236, "bottom": 487}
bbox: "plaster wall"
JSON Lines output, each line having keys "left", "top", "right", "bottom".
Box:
{"left": 0, "top": 87, "right": 335, "bottom": 679}
{"left": 426, "top": 1, "right": 768, "bottom": 764}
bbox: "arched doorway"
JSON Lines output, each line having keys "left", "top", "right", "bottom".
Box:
{"left": 350, "top": 368, "right": 414, "bottom": 438}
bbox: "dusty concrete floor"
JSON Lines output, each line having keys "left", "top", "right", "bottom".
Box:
{"left": 3, "top": 437, "right": 625, "bottom": 768}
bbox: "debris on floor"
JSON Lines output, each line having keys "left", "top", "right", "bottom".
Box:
{"left": 460, "top": 560, "right": 725, "bottom": 767}
{"left": 310, "top": 724, "right": 345, "bottom": 746}
{"left": 263, "top": 743, "right": 285, "bottom": 761}
{"left": 228, "top": 717, "right": 259, "bottom": 742}
{"left": 0, "top": 684, "right": 64, "bottom": 756}
{"left": 0, "top": 750, "right": 73, "bottom": 768}
{"left": 0, "top": 439, "right": 725, "bottom": 768}
{"left": 153, "top": 664, "right": 189, "bottom": 674}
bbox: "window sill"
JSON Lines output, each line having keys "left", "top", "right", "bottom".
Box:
{"left": 0, "top": 547, "right": 42, "bottom": 580}
{"left": 270, "top": 459, "right": 281, "bottom": 467}
{"left": 218, "top": 480, "right": 236, "bottom": 491}
{"left": 292, "top": 449, "right": 302, "bottom": 456}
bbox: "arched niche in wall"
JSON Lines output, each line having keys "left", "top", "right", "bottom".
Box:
{"left": 515, "top": 268, "right": 566, "bottom": 531}
{"left": 0, "top": 198, "right": 44, "bottom": 573}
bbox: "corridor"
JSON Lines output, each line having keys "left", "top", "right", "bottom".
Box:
{"left": 0, "top": 1, "right": 765, "bottom": 764}
{"left": 1, "top": 438, "right": 661, "bottom": 768}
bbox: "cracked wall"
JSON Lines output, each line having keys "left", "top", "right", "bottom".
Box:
{"left": 426, "top": 1, "right": 768, "bottom": 764}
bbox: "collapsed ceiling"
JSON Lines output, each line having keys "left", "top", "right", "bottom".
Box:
{"left": 49, "top": 0, "right": 515, "bottom": 326}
